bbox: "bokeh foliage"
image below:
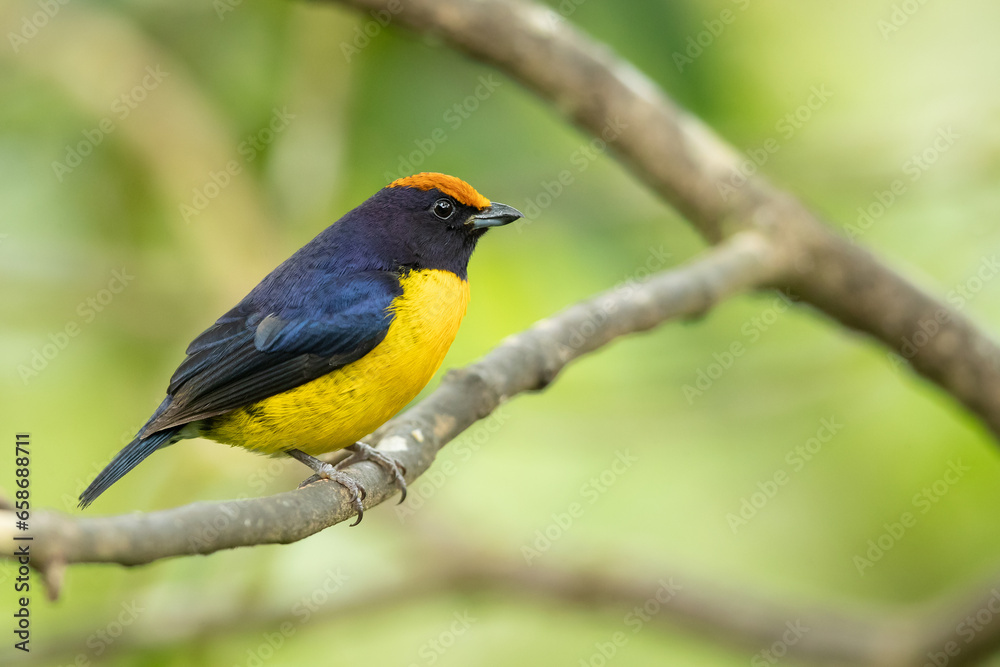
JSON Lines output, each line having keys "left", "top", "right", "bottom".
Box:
{"left": 3, "top": 0, "right": 1000, "bottom": 665}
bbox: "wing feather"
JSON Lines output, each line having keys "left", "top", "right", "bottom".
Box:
{"left": 143, "top": 270, "right": 401, "bottom": 435}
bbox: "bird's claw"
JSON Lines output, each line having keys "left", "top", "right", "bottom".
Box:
{"left": 302, "top": 464, "right": 368, "bottom": 526}
{"left": 287, "top": 444, "right": 405, "bottom": 525}
{"left": 338, "top": 442, "right": 408, "bottom": 504}
{"left": 297, "top": 474, "right": 322, "bottom": 489}
{"left": 288, "top": 448, "right": 367, "bottom": 525}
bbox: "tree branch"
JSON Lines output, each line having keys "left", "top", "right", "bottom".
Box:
{"left": 326, "top": 0, "right": 1000, "bottom": 440}
{"left": 0, "top": 232, "right": 778, "bottom": 571}
{"left": 8, "top": 1, "right": 1000, "bottom": 661}
{"left": 443, "top": 555, "right": 1000, "bottom": 667}
{"left": 19, "top": 526, "right": 1000, "bottom": 667}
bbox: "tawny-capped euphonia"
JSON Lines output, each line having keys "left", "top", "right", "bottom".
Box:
{"left": 80, "top": 173, "right": 522, "bottom": 523}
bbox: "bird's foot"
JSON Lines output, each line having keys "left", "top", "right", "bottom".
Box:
{"left": 337, "top": 442, "right": 408, "bottom": 504}
{"left": 287, "top": 448, "right": 367, "bottom": 525}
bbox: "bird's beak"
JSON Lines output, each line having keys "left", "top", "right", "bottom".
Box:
{"left": 470, "top": 202, "right": 523, "bottom": 229}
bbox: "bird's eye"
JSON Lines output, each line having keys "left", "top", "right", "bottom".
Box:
{"left": 432, "top": 198, "right": 455, "bottom": 220}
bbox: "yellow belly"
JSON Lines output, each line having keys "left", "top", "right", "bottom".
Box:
{"left": 201, "top": 269, "right": 470, "bottom": 456}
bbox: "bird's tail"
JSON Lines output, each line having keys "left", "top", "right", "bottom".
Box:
{"left": 78, "top": 426, "right": 181, "bottom": 508}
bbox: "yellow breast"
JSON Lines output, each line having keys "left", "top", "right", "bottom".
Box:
{"left": 202, "top": 269, "right": 470, "bottom": 456}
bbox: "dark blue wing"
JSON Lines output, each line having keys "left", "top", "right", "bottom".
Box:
{"left": 142, "top": 270, "right": 401, "bottom": 434}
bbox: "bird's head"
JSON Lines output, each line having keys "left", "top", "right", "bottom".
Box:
{"left": 344, "top": 172, "right": 522, "bottom": 278}
{"left": 387, "top": 172, "right": 522, "bottom": 235}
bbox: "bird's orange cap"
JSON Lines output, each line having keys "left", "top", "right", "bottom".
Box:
{"left": 389, "top": 173, "right": 491, "bottom": 210}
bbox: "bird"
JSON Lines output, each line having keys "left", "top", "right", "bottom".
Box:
{"left": 79, "top": 173, "right": 522, "bottom": 523}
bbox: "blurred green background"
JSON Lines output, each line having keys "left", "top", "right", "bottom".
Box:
{"left": 3, "top": 0, "right": 1000, "bottom": 664}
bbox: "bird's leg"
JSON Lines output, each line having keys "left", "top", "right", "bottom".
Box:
{"left": 287, "top": 448, "right": 367, "bottom": 526}
{"left": 335, "top": 442, "right": 408, "bottom": 504}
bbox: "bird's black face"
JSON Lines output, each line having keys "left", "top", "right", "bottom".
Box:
{"left": 417, "top": 191, "right": 524, "bottom": 239}
{"left": 360, "top": 174, "right": 522, "bottom": 278}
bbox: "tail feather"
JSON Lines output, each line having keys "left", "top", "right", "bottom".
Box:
{"left": 78, "top": 427, "right": 180, "bottom": 508}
